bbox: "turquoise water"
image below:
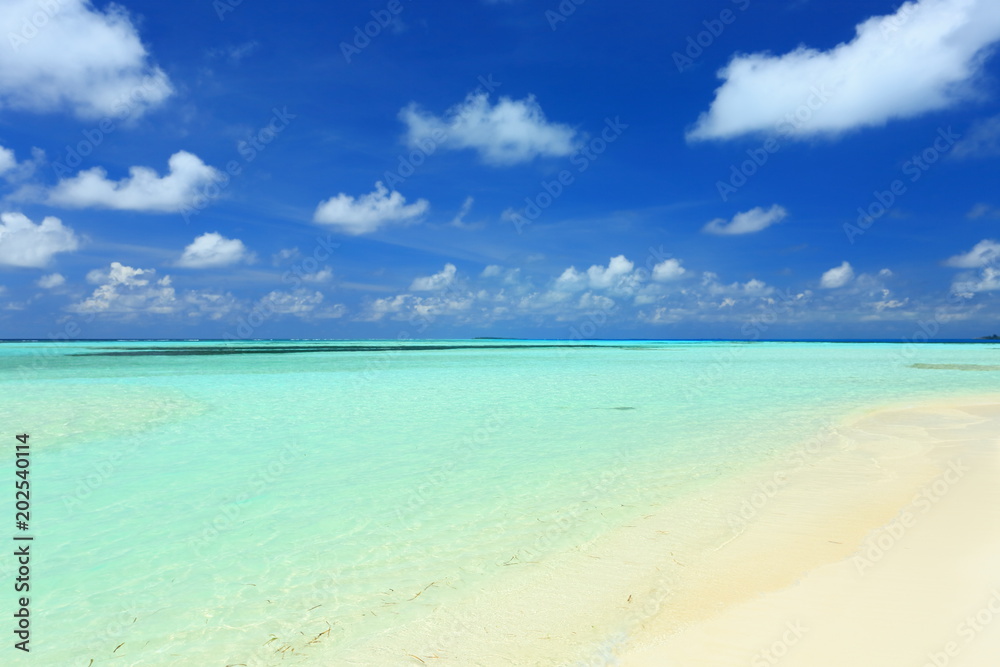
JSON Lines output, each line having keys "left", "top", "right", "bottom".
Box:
{"left": 1, "top": 340, "right": 999, "bottom": 665}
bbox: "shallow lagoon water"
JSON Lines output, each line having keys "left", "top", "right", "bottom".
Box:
{"left": 2, "top": 340, "right": 999, "bottom": 665}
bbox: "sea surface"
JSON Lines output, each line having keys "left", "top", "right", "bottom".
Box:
{"left": 1, "top": 339, "right": 999, "bottom": 666}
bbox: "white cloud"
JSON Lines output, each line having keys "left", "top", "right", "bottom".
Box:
{"left": 688, "top": 0, "right": 1000, "bottom": 140}
{"left": 481, "top": 264, "right": 503, "bottom": 278}
{"left": 255, "top": 290, "right": 345, "bottom": 320}
{"left": 73, "top": 262, "right": 244, "bottom": 319}
{"left": 967, "top": 203, "right": 1000, "bottom": 220}
{"left": 0, "top": 146, "right": 15, "bottom": 175}
{"left": 450, "top": 196, "right": 481, "bottom": 229}
{"left": 953, "top": 267, "right": 1000, "bottom": 295}
{"left": 362, "top": 292, "right": 474, "bottom": 322}
{"left": 554, "top": 266, "right": 586, "bottom": 292}
{"left": 301, "top": 267, "right": 333, "bottom": 283}
{"left": 48, "top": 151, "right": 221, "bottom": 212}
{"left": 652, "top": 258, "right": 687, "bottom": 281}
{"left": 702, "top": 272, "right": 775, "bottom": 297}
{"left": 36, "top": 273, "right": 65, "bottom": 288}
{"left": 177, "top": 232, "right": 253, "bottom": 268}
{"left": 259, "top": 290, "right": 324, "bottom": 316}
{"left": 313, "top": 181, "right": 428, "bottom": 235}
{"left": 944, "top": 239, "right": 1000, "bottom": 268}
{"left": 587, "top": 255, "right": 635, "bottom": 290}
{"left": 0, "top": 0, "right": 172, "bottom": 119}
{"left": 0, "top": 212, "right": 79, "bottom": 267}
{"left": 181, "top": 290, "right": 241, "bottom": 320}
{"left": 0, "top": 145, "right": 46, "bottom": 185}
{"left": 578, "top": 291, "right": 616, "bottom": 313}
{"left": 410, "top": 263, "right": 457, "bottom": 291}
{"left": 553, "top": 255, "right": 643, "bottom": 295}
{"left": 272, "top": 247, "right": 300, "bottom": 265}
{"left": 401, "top": 92, "right": 580, "bottom": 165}
{"left": 820, "top": 261, "right": 855, "bottom": 288}
{"left": 952, "top": 114, "right": 1000, "bottom": 158}
{"left": 207, "top": 40, "right": 260, "bottom": 65}
{"left": 71, "top": 262, "right": 177, "bottom": 314}
{"left": 703, "top": 205, "right": 788, "bottom": 235}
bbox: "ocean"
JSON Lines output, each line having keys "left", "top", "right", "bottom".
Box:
{"left": 2, "top": 339, "right": 998, "bottom": 665}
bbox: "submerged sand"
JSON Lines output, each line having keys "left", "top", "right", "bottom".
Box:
{"left": 326, "top": 396, "right": 1000, "bottom": 665}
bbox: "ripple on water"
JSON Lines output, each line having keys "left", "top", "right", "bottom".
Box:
{"left": 0, "top": 383, "right": 204, "bottom": 447}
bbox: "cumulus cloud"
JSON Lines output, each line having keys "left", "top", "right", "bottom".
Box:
{"left": 410, "top": 263, "right": 457, "bottom": 291}
{"left": 547, "top": 255, "right": 648, "bottom": 302}
{"left": 73, "top": 262, "right": 245, "bottom": 319}
{"left": 400, "top": 92, "right": 580, "bottom": 165}
{"left": 553, "top": 255, "right": 643, "bottom": 295}
{"left": 953, "top": 267, "right": 1000, "bottom": 295}
{"left": 688, "top": 0, "right": 1000, "bottom": 140}
{"left": 703, "top": 205, "right": 788, "bottom": 235}
{"left": 301, "top": 267, "right": 333, "bottom": 283}
{"left": 820, "top": 261, "right": 855, "bottom": 288}
{"left": 554, "top": 266, "right": 587, "bottom": 292}
{"left": 578, "top": 291, "right": 616, "bottom": 313}
{"left": 253, "top": 290, "right": 345, "bottom": 320}
{"left": 652, "top": 258, "right": 687, "bottom": 281}
{"left": 36, "top": 273, "right": 65, "bottom": 288}
{"left": 0, "top": 145, "right": 47, "bottom": 186}
{"left": 481, "top": 264, "right": 503, "bottom": 278}
{"left": 0, "top": 212, "right": 79, "bottom": 267}
{"left": 587, "top": 255, "right": 635, "bottom": 290}
{"left": 0, "top": 0, "right": 172, "bottom": 119}
{"left": 313, "top": 181, "right": 428, "bottom": 235}
{"left": 944, "top": 239, "right": 1000, "bottom": 267}
{"left": 72, "top": 262, "right": 177, "bottom": 314}
{"left": 701, "top": 272, "right": 775, "bottom": 297}
{"left": 177, "top": 232, "right": 254, "bottom": 268}
{"left": 258, "top": 290, "right": 325, "bottom": 316}
{"left": 47, "top": 151, "right": 221, "bottom": 212}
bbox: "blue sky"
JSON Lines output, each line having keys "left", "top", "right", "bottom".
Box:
{"left": 1, "top": 0, "right": 1000, "bottom": 340}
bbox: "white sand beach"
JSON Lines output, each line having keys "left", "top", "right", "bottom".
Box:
{"left": 620, "top": 398, "right": 1000, "bottom": 667}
